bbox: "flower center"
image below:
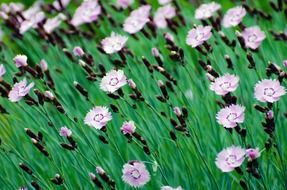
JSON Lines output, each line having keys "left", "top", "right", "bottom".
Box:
{"left": 131, "top": 169, "right": 141, "bottom": 179}
{"left": 226, "top": 155, "right": 237, "bottom": 165}
{"left": 109, "top": 78, "right": 119, "bottom": 86}
{"left": 220, "top": 82, "right": 231, "bottom": 90}
{"left": 264, "top": 88, "right": 275, "bottom": 97}
{"left": 195, "top": 32, "right": 204, "bottom": 41}
{"left": 227, "top": 113, "right": 237, "bottom": 122}
{"left": 248, "top": 34, "right": 257, "bottom": 42}
{"left": 94, "top": 114, "right": 104, "bottom": 122}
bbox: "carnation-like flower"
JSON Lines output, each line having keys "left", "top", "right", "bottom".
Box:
{"left": 161, "top": 186, "right": 183, "bottom": 190}
{"left": 154, "top": 4, "right": 176, "bottom": 28}
{"left": 43, "top": 13, "right": 66, "bottom": 34}
{"left": 84, "top": 106, "right": 112, "bottom": 129}
{"left": 59, "top": 126, "right": 72, "bottom": 137}
{"left": 210, "top": 74, "right": 239, "bottom": 96}
{"left": 254, "top": 79, "right": 286, "bottom": 103}
{"left": 216, "top": 104, "right": 245, "bottom": 128}
{"left": 121, "top": 121, "right": 136, "bottom": 135}
{"left": 101, "top": 32, "right": 128, "bottom": 54}
{"left": 241, "top": 26, "right": 266, "bottom": 50}
{"left": 195, "top": 2, "right": 221, "bottom": 20}
{"left": 100, "top": 70, "right": 127, "bottom": 93}
{"left": 71, "top": 0, "right": 101, "bottom": 27}
{"left": 222, "top": 6, "right": 246, "bottom": 28}
{"left": 13, "top": 54, "right": 28, "bottom": 68}
{"left": 122, "top": 161, "right": 150, "bottom": 188}
{"left": 8, "top": 79, "right": 34, "bottom": 102}
{"left": 246, "top": 148, "right": 260, "bottom": 161}
{"left": 186, "top": 25, "right": 212, "bottom": 48}
{"left": 117, "top": 0, "right": 134, "bottom": 9}
{"left": 0, "top": 64, "right": 6, "bottom": 79}
{"left": 215, "top": 145, "right": 245, "bottom": 172}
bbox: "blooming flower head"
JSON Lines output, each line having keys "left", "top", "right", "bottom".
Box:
{"left": 117, "top": 0, "right": 134, "bottom": 9}
{"left": 84, "top": 106, "right": 112, "bottom": 129}
{"left": 161, "top": 186, "right": 183, "bottom": 190}
{"left": 158, "top": 0, "right": 172, "bottom": 5}
{"left": 0, "top": 64, "right": 6, "bottom": 79}
{"left": 210, "top": 74, "right": 239, "bottom": 96}
{"left": 100, "top": 70, "right": 127, "bottom": 93}
{"left": 59, "top": 126, "right": 72, "bottom": 137}
{"left": 195, "top": 2, "right": 221, "bottom": 20}
{"left": 13, "top": 54, "right": 28, "bottom": 68}
{"left": 101, "top": 32, "right": 128, "bottom": 54}
{"left": 122, "top": 161, "right": 150, "bottom": 188}
{"left": 246, "top": 148, "right": 260, "bottom": 161}
{"left": 215, "top": 145, "right": 245, "bottom": 172}
{"left": 241, "top": 26, "right": 266, "bottom": 50}
{"left": 154, "top": 4, "right": 176, "bottom": 28}
{"left": 71, "top": 0, "right": 101, "bottom": 27}
{"left": 186, "top": 25, "right": 212, "bottom": 48}
{"left": 222, "top": 6, "right": 246, "bottom": 28}
{"left": 254, "top": 79, "right": 285, "bottom": 103}
{"left": 121, "top": 121, "right": 136, "bottom": 135}
{"left": 216, "top": 104, "right": 245, "bottom": 128}
{"left": 19, "top": 11, "right": 45, "bottom": 34}
{"left": 43, "top": 13, "right": 67, "bottom": 34}
{"left": 8, "top": 79, "right": 34, "bottom": 102}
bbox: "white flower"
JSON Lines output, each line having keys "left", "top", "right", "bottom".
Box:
{"left": 101, "top": 32, "right": 128, "bottom": 54}
{"left": 100, "top": 70, "right": 127, "bottom": 93}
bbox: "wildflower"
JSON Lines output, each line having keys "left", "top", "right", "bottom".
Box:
{"left": 44, "top": 91, "right": 55, "bottom": 100}
{"left": 222, "top": 6, "right": 246, "bottom": 28}
{"left": 283, "top": 60, "right": 287, "bottom": 67}
{"left": 13, "top": 55, "right": 28, "bottom": 68}
{"left": 241, "top": 26, "right": 266, "bottom": 50}
{"left": 73, "top": 46, "right": 85, "bottom": 57}
{"left": 116, "top": 0, "right": 134, "bottom": 9}
{"left": 158, "top": 0, "right": 172, "bottom": 5}
{"left": 121, "top": 121, "right": 136, "bottom": 135}
{"left": 100, "top": 70, "right": 127, "bottom": 93}
{"left": 0, "top": 64, "right": 6, "bottom": 79}
{"left": 127, "top": 79, "right": 137, "bottom": 89}
{"left": 164, "top": 32, "right": 174, "bottom": 42}
{"left": 161, "top": 186, "right": 183, "bottom": 190}
{"left": 84, "top": 106, "right": 112, "bottom": 129}
{"left": 195, "top": 2, "right": 221, "bottom": 20}
{"left": 8, "top": 79, "right": 34, "bottom": 102}
{"left": 40, "top": 59, "right": 48, "bottom": 71}
{"left": 173, "top": 107, "right": 182, "bottom": 117}
{"left": 216, "top": 104, "right": 245, "bottom": 128}
{"left": 122, "top": 161, "right": 150, "bottom": 188}
{"left": 215, "top": 145, "right": 245, "bottom": 172}
{"left": 43, "top": 13, "right": 67, "bottom": 34}
{"left": 246, "top": 148, "right": 260, "bottom": 161}
{"left": 186, "top": 25, "right": 212, "bottom": 48}
{"left": 101, "top": 32, "right": 128, "bottom": 54}
{"left": 154, "top": 4, "right": 176, "bottom": 29}
{"left": 254, "top": 79, "right": 285, "bottom": 103}
{"left": 59, "top": 126, "right": 72, "bottom": 137}
{"left": 19, "top": 12, "right": 45, "bottom": 34}
{"left": 210, "top": 74, "right": 239, "bottom": 96}
{"left": 266, "top": 110, "right": 274, "bottom": 119}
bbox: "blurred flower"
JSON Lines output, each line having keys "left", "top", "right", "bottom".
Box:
{"left": 254, "top": 79, "right": 286, "bottom": 103}
{"left": 0, "top": 12, "right": 8, "bottom": 20}
{"left": 44, "top": 91, "right": 55, "bottom": 100}
{"left": 222, "top": 6, "right": 246, "bottom": 28}
{"left": 216, "top": 104, "right": 245, "bottom": 128}
{"left": 186, "top": 25, "right": 212, "bottom": 48}
{"left": 73, "top": 46, "right": 85, "bottom": 57}
{"left": 53, "top": 0, "right": 71, "bottom": 11}
{"left": 71, "top": 0, "right": 101, "bottom": 27}
{"left": 195, "top": 2, "right": 221, "bottom": 20}
{"left": 100, "top": 70, "right": 127, "bottom": 93}
{"left": 0, "top": 64, "right": 6, "bottom": 79}
{"left": 117, "top": 0, "right": 134, "bottom": 9}
{"left": 40, "top": 59, "right": 48, "bottom": 71}
{"left": 283, "top": 60, "right": 287, "bottom": 67}
{"left": 154, "top": 4, "right": 176, "bottom": 28}
{"left": 84, "top": 106, "right": 112, "bottom": 129}
{"left": 127, "top": 79, "right": 137, "bottom": 89}
{"left": 122, "top": 161, "right": 150, "bottom": 187}
{"left": 101, "top": 32, "right": 128, "bottom": 54}
{"left": 121, "top": 121, "right": 136, "bottom": 135}
{"left": 161, "top": 186, "right": 183, "bottom": 190}
{"left": 8, "top": 2, "right": 24, "bottom": 13}
{"left": 18, "top": 187, "right": 28, "bottom": 190}
{"left": 43, "top": 13, "right": 67, "bottom": 34}
{"left": 151, "top": 47, "right": 160, "bottom": 57}
{"left": 20, "top": 11, "right": 45, "bottom": 34}
{"left": 173, "top": 107, "right": 182, "bottom": 117}
{"left": 215, "top": 145, "right": 245, "bottom": 172}
{"left": 266, "top": 110, "right": 274, "bottom": 119}
{"left": 8, "top": 79, "right": 34, "bottom": 102}
{"left": 241, "top": 26, "right": 266, "bottom": 50}
{"left": 246, "top": 148, "right": 260, "bottom": 161}
{"left": 59, "top": 126, "right": 72, "bottom": 137}
{"left": 13, "top": 55, "right": 28, "bottom": 68}
{"left": 164, "top": 32, "right": 174, "bottom": 42}
{"left": 158, "top": 0, "right": 172, "bottom": 5}
{"left": 210, "top": 74, "right": 239, "bottom": 95}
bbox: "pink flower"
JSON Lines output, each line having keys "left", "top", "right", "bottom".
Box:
{"left": 164, "top": 32, "right": 174, "bottom": 42}
{"left": 246, "top": 148, "right": 260, "bottom": 161}
{"left": 266, "top": 110, "right": 274, "bottom": 119}
{"left": 215, "top": 145, "right": 246, "bottom": 172}
{"left": 44, "top": 91, "right": 55, "bottom": 100}
{"left": 241, "top": 26, "right": 266, "bottom": 50}
{"left": 222, "top": 6, "right": 246, "bottom": 28}
{"left": 53, "top": 0, "right": 71, "bottom": 11}
{"left": 0, "top": 64, "right": 6, "bottom": 79}
{"left": 216, "top": 104, "right": 245, "bottom": 128}
{"left": 84, "top": 106, "right": 112, "bottom": 129}
{"left": 8, "top": 79, "right": 34, "bottom": 102}
{"left": 186, "top": 25, "right": 212, "bottom": 48}
{"left": 161, "top": 186, "right": 183, "bottom": 190}
{"left": 40, "top": 59, "right": 48, "bottom": 71}
{"left": 71, "top": 0, "right": 101, "bottom": 27}
{"left": 100, "top": 70, "right": 127, "bottom": 93}
{"left": 13, "top": 55, "right": 28, "bottom": 68}
{"left": 19, "top": 12, "right": 45, "bottom": 34}
{"left": 254, "top": 79, "right": 285, "bottom": 103}
{"left": 210, "top": 74, "right": 239, "bottom": 95}
{"left": 127, "top": 79, "right": 137, "bottom": 89}
{"left": 154, "top": 4, "right": 176, "bottom": 28}
{"left": 117, "top": 0, "right": 134, "bottom": 9}
{"left": 151, "top": 48, "right": 160, "bottom": 57}
{"left": 173, "top": 107, "right": 182, "bottom": 117}
{"left": 101, "top": 32, "right": 128, "bottom": 54}
{"left": 121, "top": 121, "right": 136, "bottom": 135}
{"left": 158, "top": 0, "right": 172, "bottom": 5}
{"left": 283, "top": 60, "right": 287, "bottom": 67}
{"left": 122, "top": 161, "right": 150, "bottom": 188}
{"left": 195, "top": 2, "right": 221, "bottom": 20}
{"left": 59, "top": 126, "right": 72, "bottom": 137}
{"left": 43, "top": 13, "right": 66, "bottom": 34}
{"left": 73, "top": 46, "right": 85, "bottom": 57}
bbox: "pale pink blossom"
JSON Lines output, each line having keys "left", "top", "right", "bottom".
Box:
{"left": 241, "top": 26, "right": 266, "bottom": 50}
{"left": 195, "top": 2, "right": 221, "bottom": 20}
{"left": 101, "top": 32, "right": 128, "bottom": 54}
{"left": 186, "top": 25, "right": 212, "bottom": 48}
{"left": 210, "top": 74, "right": 239, "bottom": 95}
{"left": 173, "top": 107, "right": 182, "bottom": 117}
{"left": 154, "top": 4, "right": 176, "bottom": 28}
{"left": 53, "top": 0, "right": 71, "bottom": 11}
{"left": 1, "top": 3, "right": 10, "bottom": 13}
{"left": 19, "top": 11, "right": 45, "bottom": 34}
{"left": 8, "top": 79, "right": 34, "bottom": 102}
{"left": 9, "top": 3, "right": 24, "bottom": 13}
{"left": 283, "top": 60, "right": 287, "bottom": 67}
{"left": 0, "top": 64, "right": 6, "bottom": 79}
{"left": 222, "top": 6, "right": 246, "bottom": 28}
{"left": 254, "top": 79, "right": 285, "bottom": 103}
{"left": 151, "top": 47, "right": 160, "bottom": 57}
{"left": 73, "top": 46, "right": 85, "bottom": 57}
{"left": 122, "top": 161, "right": 150, "bottom": 188}
{"left": 266, "top": 110, "right": 274, "bottom": 119}
{"left": 59, "top": 126, "right": 72, "bottom": 137}
{"left": 216, "top": 104, "right": 245, "bottom": 128}
{"left": 127, "top": 79, "right": 136, "bottom": 89}
{"left": 100, "top": 70, "right": 127, "bottom": 93}
{"left": 121, "top": 121, "right": 136, "bottom": 135}
{"left": 246, "top": 148, "right": 260, "bottom": 161}
{"left": 215, "top": 145, "right": 245, "bottom": 172}
{"left": 116, "top": 0, "right": 134, "bottom": 9}
{"left": 43, "top": 13, "right": 66, "bottom": 34}
{"left": 13, "top": 55, "right": 28, "bottom": 68}
{"left": 161, "top": 186, "right": 183, "bottom": 190}
{"left": 44, "top": 91, "right": 55, "bottom": 100}
{"left": 84, "top": 106, "right": 112, "bottom": 129}
{"left": 164, "top": 32, "right": 174, "bottom": 42}
{"left": 40, "top": 59, "right": 48, "bottom": 71}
